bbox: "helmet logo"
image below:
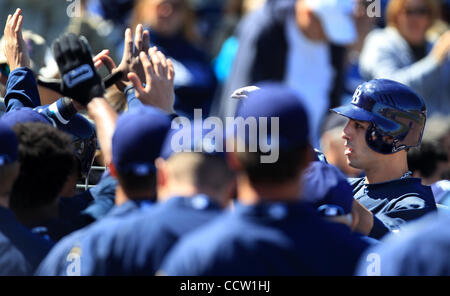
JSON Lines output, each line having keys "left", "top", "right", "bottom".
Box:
{"left": 351, "top": 86, "right": 363, "bottom": 105}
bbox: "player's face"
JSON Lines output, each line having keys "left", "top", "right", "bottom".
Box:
{"left": 341, "top": 119, "right": 379, "bottom": 170}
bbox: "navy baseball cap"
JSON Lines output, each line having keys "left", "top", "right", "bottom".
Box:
{"left": 1, "top": 107, "right": 52, "bottom": 128}
{"left": 0, "top": 121, "right": 19, "bottom": 166}
{"left": 233, "top": 83, "right": 309, "bottom": 150}
{"left": 112, "top": 106, "right": 171, "bottom": 176}
{"left": 301, "top": 161, "right": 353, "bottom": 217}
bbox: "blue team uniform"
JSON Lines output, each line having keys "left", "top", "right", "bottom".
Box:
{"left": 349, "top": 177, "right": 437, "bottom": 239}
{"left": 3, "top": 67, "right": 41, "bottom": 111}
{"left": 355, "top": 212, "right": 450, "bottom": 276}
{"left": 35, "top": 199, "right": 153, "bottom": 276}
{"left": 100, "top": 194, "right": 223, "bottom": 275}
{"left": 0, "top": 206, "right": 54, "bottom": 275}
{"left": 160, "top": 201, "right": 370, "bottom": 276}
{"left": 37, "top": 195, "right": 221, "bottom": 275}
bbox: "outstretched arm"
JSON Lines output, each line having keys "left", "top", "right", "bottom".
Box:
{"left": 2, "top": 8, "right": 40, "bottom": 110}
{"left": 127, "top": 47, "right": 175, "bottom": 114}
{"left": 86, "top": 98, "right": 117, "bottom": 166}
{"left": 3, "top": 8, "right": 30, "bottom": 71}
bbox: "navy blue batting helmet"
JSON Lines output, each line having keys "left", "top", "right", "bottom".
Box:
{"left": 59, "top": 114, "right": 97, "bottom": 177}
{"left": 331, "top": 79, "right": 427, "bottom": 154}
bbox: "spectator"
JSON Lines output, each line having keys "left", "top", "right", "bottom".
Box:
{"left": 213, "top": 0, "right": 357, "bottom": 148}
{"left": 66, "top": 0, "right": 121, "bottom": 72}
{"left": 408, "top": 141, "right": 449, "bottom": 185}
{"left": 129, "top": 0, "right": 217, "bottom": 118}
{"left": 408, "top": 141, "right": 450, "bottom": 204}
{"left": 422, "top": 115, "right": 450, "bottom": 159}
{"left": 211, "top": 0, "right": 265, "bottom": 83}
{"left": 359, "top": 0, "right": 450, "bottom": 117}
{"left": 341, "top": 0, "right": 378, "bottom": 105}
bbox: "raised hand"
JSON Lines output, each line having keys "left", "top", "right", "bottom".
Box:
{"left": 431, "top": 31, "right": 450, "bottom": 65}
{"left": 3, "top": 8, "right": 30, "bottom": 71}
{"left": 127, "top": 47, "right": 175, "bottom": 114}
{"left": 52, "top": 33, "right": 104, "bottom": 105}
{"left": 94, "top": 24, "right": 150, "bottom": 91}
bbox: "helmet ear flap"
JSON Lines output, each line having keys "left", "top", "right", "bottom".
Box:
{"left": 365, "top": 123, "right": 399, "bottom": 154}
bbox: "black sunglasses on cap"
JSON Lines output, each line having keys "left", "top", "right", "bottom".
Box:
{"left": 404, "top": 6, "right": 431, "bottom": 16}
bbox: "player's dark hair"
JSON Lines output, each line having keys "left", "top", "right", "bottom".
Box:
{"left": 10, "top": 123, "right": 75, "bottom": 209}
{"left": 408, "top": 141, "right": 448, "bottom": 178}
{"left": 236, "top": 144, "right": 311, "bottom": 184}
{"left": 117, "top": 171, "right": 157, "bottom": 196}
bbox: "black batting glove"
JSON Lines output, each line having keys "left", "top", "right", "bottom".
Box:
{"left": 52, "top": 33, "right": 104, "bottom": 105}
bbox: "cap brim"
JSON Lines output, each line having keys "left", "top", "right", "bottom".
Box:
{"left": 331, "top": 105, "right": 376, "bottom": 122}
{"left": 319, "top": 13, "right": 356, "bottom": 45}
{"left": 331, "top": 105, "right": 398, "bottom": 132}
{"left": 308, "top": 0, "right": 357, "bottom": 45}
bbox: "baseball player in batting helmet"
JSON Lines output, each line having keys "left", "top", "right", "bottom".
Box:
{"left": 331, "top": 79, "right": 436, "bottom": 239}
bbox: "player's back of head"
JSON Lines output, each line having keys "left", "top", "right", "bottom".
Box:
{"left": 231, "top": 83, "right": 312, "bottom": 185}
{"left": 9, "top": 122, "right": 75, "bottom": 210}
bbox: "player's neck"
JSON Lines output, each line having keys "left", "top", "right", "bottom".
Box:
{"left": 364, "top": 153, "right": 409, "bottom": 184}
{"left": 236, "top": 174, "right": 301, "bottom": 205}
{"left": 115, "top": 185, "right": 155, "bottom": 206}
{"left": 12, "top": 199, "right": 59, "bottom": 228}
{"left": 0, "top": 197, "right": 8, "bottom": 209}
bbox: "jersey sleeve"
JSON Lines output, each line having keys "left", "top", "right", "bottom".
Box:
{"left": 370, "top": 194, "right": 436, "bottom": 239}
{"left": 4, "top": 67, "right": 41, "bottom": 111}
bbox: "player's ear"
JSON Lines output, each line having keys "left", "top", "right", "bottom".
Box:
{"left": 155, "top": 157, "right": 168, "bottom": 188}
{"left": 109, "top": 162, "right": 118, "bottom": 178}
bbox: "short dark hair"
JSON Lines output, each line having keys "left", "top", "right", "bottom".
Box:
{"left": 10, "top": 122, "right": 75, "bottom": 209}
{"left": 408, "top": 141, "right": 448, "bottom": 178}
{"left": 236, "top": 144, "right": 311, "bottom": 184}
{"left": 117, "top": 171, "right": 157, "bottom": 195}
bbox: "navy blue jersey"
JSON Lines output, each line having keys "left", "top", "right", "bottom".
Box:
{"left": 356, "top": 213, "right": 450, "bottom": 276}
{"left": 35, "top": 200, "right": 153, "bottom": 276}
{"left": 38, "top": 195, "right": 221, "bottom": 275}
{"left": 349, "top": 177, "right": 436, "bottom": 239}
{"left": 79, "top": 170, "right": 118, "bottom": 222}
{"left": 96, "top": 195, "right": 223, "bottom": 275}
{"left": 0, "top": 206, "right": 54, "bottom": 275}
{"left": 30, "top": 217, "right": 84, "bottom": 242}
{"left": 160, "top": 201, "right": 369, "bottom": 276}
{"left": 4, "top": 67, "right": 41, "bottom": 111}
